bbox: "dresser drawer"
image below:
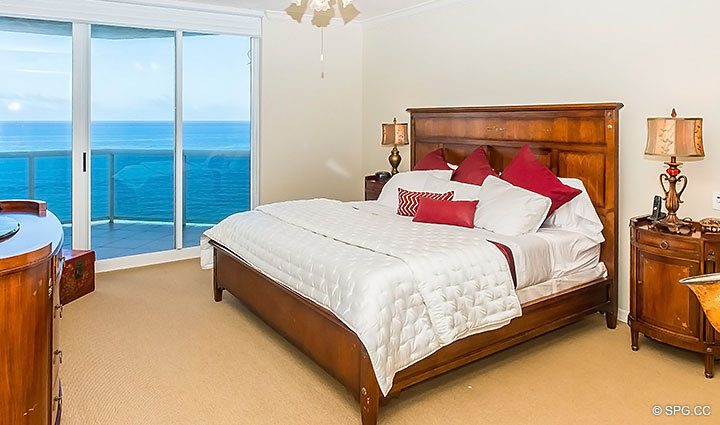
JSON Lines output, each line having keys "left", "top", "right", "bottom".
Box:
{"left": 636, "top": 228, "right": 700, "bottom": 255}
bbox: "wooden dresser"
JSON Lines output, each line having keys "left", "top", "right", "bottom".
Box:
{"left": 0, "top": 200, "right": 64, "bottom": 425}
{"left": 629, "top": 215, "right": 720, "bottom": 378}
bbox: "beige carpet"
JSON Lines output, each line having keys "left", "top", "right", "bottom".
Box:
{"left": 61, "top": 260, "right": 719, "bottom": 425}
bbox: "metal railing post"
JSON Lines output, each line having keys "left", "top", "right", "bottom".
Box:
{"left": 28, "top": 154, "right": 35, "bottom": 199}
{"left": 108, "top": 152, "right": 115, "bottom": 223}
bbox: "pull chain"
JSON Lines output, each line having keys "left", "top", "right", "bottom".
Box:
{"left": 320, "top": 27, "right": 325, "bottom": 79}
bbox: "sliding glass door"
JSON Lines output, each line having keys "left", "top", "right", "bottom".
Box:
{"left": 0, "top": 13, "right": 256, "bottom": 263}
{"left": 90, "top": 25, "right": 175, "bottom": 259}
{"left": 181, "top": 33, "right": 251, "bottom": 248}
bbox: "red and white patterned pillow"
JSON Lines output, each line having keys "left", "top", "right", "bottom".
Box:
{"left": 397, "top": 188, "right": 454, "bottom": 217}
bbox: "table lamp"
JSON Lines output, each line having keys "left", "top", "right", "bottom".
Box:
{"left": 645, "top": 109, "right": 704, "bottom": 234}
{"left": 382, "top": 118, "right": 409, "bottom": 175}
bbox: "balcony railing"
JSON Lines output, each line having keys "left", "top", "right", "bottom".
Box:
{"left": 0, "top": 148, "right": 250, "bottom": 227}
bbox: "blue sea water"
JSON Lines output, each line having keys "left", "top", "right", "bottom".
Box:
{"left": 0, "top": 121, "right": 251, "bottom": 225}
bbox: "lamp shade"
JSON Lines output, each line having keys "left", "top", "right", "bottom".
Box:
{"left": 382, "top": 118, "right": 409, "bottom": 146}
{"left": 646, "top": 109, "right": 704, "bottom": 158}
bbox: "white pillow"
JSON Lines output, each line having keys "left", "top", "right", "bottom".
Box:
{"left": 543, "top": 178, "right": 604, "bottom": 243}
{"left": 423, "top": 176, "right": 483, "bottom": 201}
{"left": 376, "top": 170, "right": 452, "bottom": 210}
{"left": 474, "top": 176, "right": 552, "bottom": 236}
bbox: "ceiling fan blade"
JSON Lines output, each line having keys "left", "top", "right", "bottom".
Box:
{"left": 312, "top": 9, "right": 335, "bottom": 28}
{"left": 311, "top": 6, "right": 334, "bottom": 28}
{"left": 338, "top": 2, "right": 360, "bottom": 24}
{"left": 285, "top": 0, "right": 308, "bottom": 24}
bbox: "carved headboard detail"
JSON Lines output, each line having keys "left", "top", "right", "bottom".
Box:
{"left": 407, "top": 103, "right": 623, "bottom": 296}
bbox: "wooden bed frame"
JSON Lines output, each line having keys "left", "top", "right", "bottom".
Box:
{"left": 211, "top": 103, "right": 623, "bottom": 425}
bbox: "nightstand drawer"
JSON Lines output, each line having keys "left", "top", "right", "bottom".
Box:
{"left": 636, "top": 228, "right": 700, "bottom": 255}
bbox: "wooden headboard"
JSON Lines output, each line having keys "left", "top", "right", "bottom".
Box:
{"left": 407, "top": 103, "right": 623, "bottom": 294}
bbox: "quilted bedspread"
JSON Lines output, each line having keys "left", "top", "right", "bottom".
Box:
{"left": 200, "top": 199, "right": 521, "bottom": 395}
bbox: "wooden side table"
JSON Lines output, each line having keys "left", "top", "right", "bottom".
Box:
{"left": 365, "top": 175, "right": 389, "bottom": 201}
{"left": 629, "top": 215, "right": 720, "bottom": 378}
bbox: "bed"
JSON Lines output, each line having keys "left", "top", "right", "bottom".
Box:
{"left": 203, "top": 103, "right": 622, "bottom": 425}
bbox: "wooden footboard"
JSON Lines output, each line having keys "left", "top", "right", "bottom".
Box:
{"left": 212, "top": 242, "right": 614, "bottom": 425}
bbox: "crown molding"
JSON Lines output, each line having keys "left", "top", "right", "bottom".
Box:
{"left": 261, "top": 0, "right": 469, "bottom": 26}
{"left": 358, "top": 0, "right": 469, "bottom": 26}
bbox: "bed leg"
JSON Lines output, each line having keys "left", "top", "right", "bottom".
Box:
{"left": 213, "top": 279, "right": 224, "bottom": 302}
{"left": 359, "top": 349, "right": 380, "bottom": 425}
{"left": 605, "top": 310, "right": 617, "bottom": 329}
{"left": 212, "top": 249, "right": 223, "bottom": 302}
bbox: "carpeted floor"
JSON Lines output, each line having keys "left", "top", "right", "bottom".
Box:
{"left": 61, "top": 260, "right": 719, "bottom": 425}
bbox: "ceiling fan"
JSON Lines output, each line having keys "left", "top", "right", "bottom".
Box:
{"left": 286, "top": 0, "right": 360, "bottom": 27}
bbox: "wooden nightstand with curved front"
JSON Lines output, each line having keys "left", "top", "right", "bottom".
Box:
{"left": 629, "top": 215, "right": 720, "bottom": 378}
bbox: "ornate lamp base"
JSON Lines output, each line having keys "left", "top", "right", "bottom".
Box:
{"left": 651, "top": 216, "right": 694, "bottom": 235}
{"left": 388, "top": 145, "right": 402, "bottom": 175}
{"left": 652, "top": 156, "right": 693, "bottom": 235}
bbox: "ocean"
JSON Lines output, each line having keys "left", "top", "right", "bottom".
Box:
{"left": 0, "top": 121, "right": 251, "bottom": 225}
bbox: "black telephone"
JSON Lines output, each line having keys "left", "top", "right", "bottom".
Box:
{"left": 374, "top": 171, "right": 392, "bottom": 181}
{"left": 649, "top": 195, "right": 666, "bottom": 221}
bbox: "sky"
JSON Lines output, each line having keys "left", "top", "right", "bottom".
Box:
{"left": 0, "top": 19, "right": 252, "bottom": 122}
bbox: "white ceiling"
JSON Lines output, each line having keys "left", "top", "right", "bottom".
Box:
{"left": 183, "top": 0, "right": 438, "bottom": 20}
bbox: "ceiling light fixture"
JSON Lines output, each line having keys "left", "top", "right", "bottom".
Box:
{"left": 286, "top": 0, "right": 360, "bottom": 27}
{"left": 285, "top": 1, "right": 360, "bottom": 79}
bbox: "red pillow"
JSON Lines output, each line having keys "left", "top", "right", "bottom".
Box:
{"left": 397, "top": 188, "right": 454, "bottom": 217}
{"left": 413, "top": 197, "right": 479, "bottom": 228}
{"left": 500, "top": 145, "right": 581, "bottom": 215}
{"left": 414, "top": 148, "right": 452, "bottom": 171}
{"left": 451, "top": 148, "right": 498, "bottom": 186}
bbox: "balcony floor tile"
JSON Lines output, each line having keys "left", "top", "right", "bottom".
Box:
{"left": 62, "top": 222, "right": 212, "bottom": 260}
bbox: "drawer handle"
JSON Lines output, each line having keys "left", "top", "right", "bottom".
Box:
{"left": 54, "top": 350, "right": 63, "bottom": 365}
{"left": 55, "top": 304, "right": 63, "bottom": 319}
{"left": 659, "top": 240, "right": 670, "bottom": 250}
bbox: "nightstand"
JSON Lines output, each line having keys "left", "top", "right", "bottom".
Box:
{"left": 629, "top": 215, "right": 720, "bottom": 378}
{"left": 365, "top": 175, "right": 389, "bottom": 201}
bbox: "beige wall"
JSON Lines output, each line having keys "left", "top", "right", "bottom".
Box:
{"left": 260, "top": 15, "right": 363, "bottom": 204}
{"left": 361, "top": 0, "right": 720, "bottom": 317}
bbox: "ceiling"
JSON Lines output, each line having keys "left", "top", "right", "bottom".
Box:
{"left": 183, "top": 0, "right": 438, "bottom": 20}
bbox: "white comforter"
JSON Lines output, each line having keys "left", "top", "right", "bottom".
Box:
{"left": 200, "top": 199, "right": 521, "bottom": 395}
